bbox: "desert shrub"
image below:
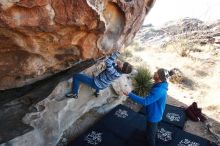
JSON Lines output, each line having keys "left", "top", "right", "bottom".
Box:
{"left": 119, "top": 50, "right": 133, "bottom": 61}
{"left": 122, "top": 50, "right": 133, "bottom": 58}
{"left": 133, "top": 67, "right": 153, "bottom": 97}
{"left": 133, "top": 56, "right": 143, "bottom": 62}
{"left": 134, "top": 47, "right": 145, "bottom": 52}
{"left": 162, "top": 39, "right": 193, "bottom": 57}
{"left": 180, "top": 48, "right": 190, "bottom": 57}
{"left": 129, "top": 41, "right": 139, "bottom": 48}
{"left": 175, "top": 40, "right": 191, "bottom": 57}
{"left": 126, "top": 41, "right": 142, "bottom": 51}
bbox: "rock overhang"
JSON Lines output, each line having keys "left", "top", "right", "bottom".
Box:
{"left": 0, "top": 0, "right": 155, "bottom": 90}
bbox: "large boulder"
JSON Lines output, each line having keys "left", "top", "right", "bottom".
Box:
{"left": 0, "top": 63, "right": 132, "bottom": 146}
{"left": 0, "top": 0, "right": 155, "bottom": 90}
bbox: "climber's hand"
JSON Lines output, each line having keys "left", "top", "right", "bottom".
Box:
{"left": 123, "top": 91, "right": 129, "bottom": 96}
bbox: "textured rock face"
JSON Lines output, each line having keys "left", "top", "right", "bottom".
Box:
{"left": 0, "top": 0, "right": 155, "bottom": 90}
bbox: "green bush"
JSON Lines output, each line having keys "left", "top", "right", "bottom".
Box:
{"left": 133, "top": 67, "right": 153, "bottom": 97}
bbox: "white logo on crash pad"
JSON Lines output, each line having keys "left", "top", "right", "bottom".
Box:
{"left": 84, "top": 131, "right": 102, "bottom": 145}
{"left": 166, "top": 113, "right": 181, "bottom": 122}
{"left": 157, "top": 128, "right": 172, "bottom": 142}
{"left": 115, "top": 109, "right": 128, "bottom": 118}
{"left": 178, "top": 139, "right": 200, "bottom": 146}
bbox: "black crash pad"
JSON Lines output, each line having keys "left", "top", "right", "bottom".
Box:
{"left": 124, "top": 122, "right": 179, "bottom": 146}
{"left": 157, "top": 122, "right": 211, "bottom": 146}
{"left": 139, "top": 104, "right": 186, "bottom": 129}
{"left": 156, "top": 122, "right": 179, "bottom": 146}
{"left": 209, "top": 142, "right": 218, "bottom": 146}
{"left": 69, "top": 105, "right": 140, "bottom": 146}
{"left": 68, "top": 124, "right": 124, "bottom": 146}
{"left": 69, "top": 104, "right": 214, "bottom": 146}
{"left": 124, "top": 130, "right": 146, "bottom": 146}
{"left": 131, "top": 113, "right": 146, "bottom": 131}
{"left": 171, "top": 129, "right": 209, "bottom": 146}
{"left": 125, "top": 122, "right": 211, "bottom": 146}
{"left": 162, "top": 104, "right": 186, "bottom": 129}
{"left": 97, "top": 104, "right": 139, "bottom": 140}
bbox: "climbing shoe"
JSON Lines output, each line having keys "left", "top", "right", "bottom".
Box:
{"left": 66, "top": 93, "right": 78, "bottom": 99}
{"left": 94, "top": 92, "right": 100, "bottom": 97}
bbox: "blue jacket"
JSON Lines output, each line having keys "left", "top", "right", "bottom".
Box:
{"left": 128, "top": 82, "right": 168, "bottom": 122}
{"left": 94, "top": 51, "right": 121, "bottom": 89}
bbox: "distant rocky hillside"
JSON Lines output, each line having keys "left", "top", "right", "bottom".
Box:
{"left": 135, "top": 18, "right": 220, "bottom": 48}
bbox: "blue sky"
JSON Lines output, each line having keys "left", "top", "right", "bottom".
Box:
{"left": 144, "top": 0, "right": 220, "bottom": 26}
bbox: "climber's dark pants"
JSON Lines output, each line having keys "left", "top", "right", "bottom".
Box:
{"left": 146, "top": 122, "right": 158, "bottom": 146}
{"left": 72, "top": 73, "right": 100, "bottom": 95}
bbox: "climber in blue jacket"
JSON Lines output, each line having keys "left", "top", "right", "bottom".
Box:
{"left": 124, "top": 68, "right": 174, "bottom": 146}
{"left": 66, "top": 50, "right": 133, "bottom": 99}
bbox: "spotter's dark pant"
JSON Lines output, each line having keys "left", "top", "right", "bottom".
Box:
{"left": 146, "top": 121, "right": 158, "bottom": 146}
